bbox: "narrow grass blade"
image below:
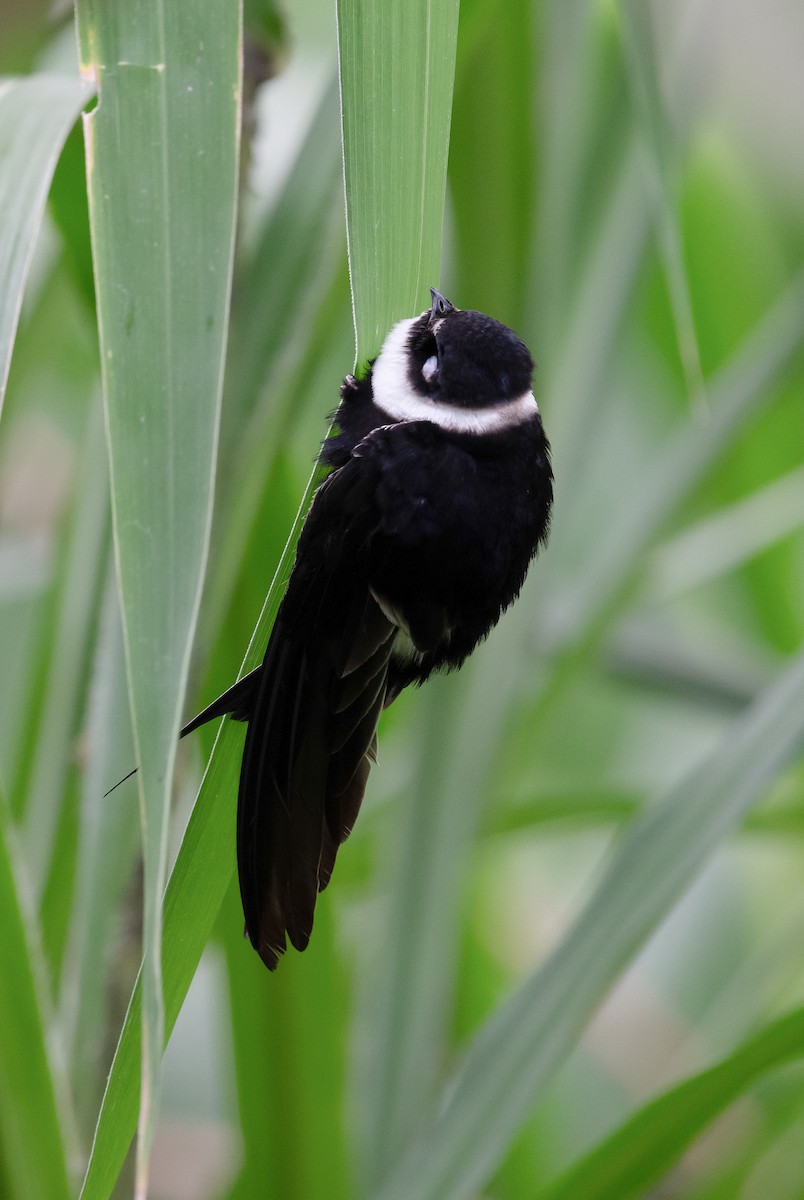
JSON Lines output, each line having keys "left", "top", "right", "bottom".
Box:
{"left": 373, "top": 648, "right": 804, "bottom": 1200}
{"left": 222, "top": 73, "right": 343, "bottom": 449}
{"left": 16, "top": 403, "right": 109, "bottom": 895}
{"left": 360, "top": 658, "right": 513, "bottom": 1185}
{"left": 219, "top": 876, "right": 351, "bottom": 1200}
{"left": 60, "top": 568, "right": 140, "bottom": 1136}
{"left": 0, "top": 792, "right": 72, "bottom": 1200}
{"left": 620, "top": 1, "right": 707, "bottom": 410}
{"left": 337, "top": 0, "right": 460, "bottom": 360}
{"left": 532, "top": 0, "right": 611, "bottom": 346}
{"left": 75, "top": 2, "right": 241, "bottom": 1192}
{"left": 542, "top": 135, "right": 650, "bottom": 484}
{"left": 540, "top": 1005, "right": 804, "bottom": 1200}
{"left": 206, "top": 77, "right": 346, "bottom": 636}
{"left": 448, "top": 0, "right": 536, "bottom": 323}
{"left": 0, "top": 74, "right": 91, "bottom": 417}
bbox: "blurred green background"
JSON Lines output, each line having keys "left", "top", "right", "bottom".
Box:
{"left": 2, "top": 0, "right": 804, "bottom": 1198}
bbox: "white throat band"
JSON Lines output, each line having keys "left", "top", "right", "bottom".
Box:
{"left": 371, "top": 317, "right": 539, "bottom": 436}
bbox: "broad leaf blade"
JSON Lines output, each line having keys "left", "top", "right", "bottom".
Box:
{"left": 74, "top": 2, "right": 241, "bottom": 1191}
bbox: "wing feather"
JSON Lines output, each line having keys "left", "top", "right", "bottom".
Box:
{"left": 235, "top": 455, "right": 397, "bottom": 968}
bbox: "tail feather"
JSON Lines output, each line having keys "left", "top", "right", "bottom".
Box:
{"left": 237, "top": 577, "right": 395, "bottom": 970}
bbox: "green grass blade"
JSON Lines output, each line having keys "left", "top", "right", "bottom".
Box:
{"left": 448, "top": 0, "right": 536, "bottom": 323}
{"left": 360, "top": 661, "right": 509, "bottom": 1185}
{"left": 0, "top": 792, "right": 72, "bottom": 1200}
{"left": 337, "top": 0, "right": 460, "bottom": 360}
{"left": 206, "top": 77, "right": 346, "bottom": 635}
{"left": 540, "top": 1005, "right": 804, "bottom": 1200}
{"left": 60, "top": 569, "right": 140, "bottom": 1136}
{"left": 222, "top": 73, "right": 343, "bottom": 449}
{"left": 16, "top": 404, "right": 109, "bottom": 894}
{"left": 542, "top": 135, "right": 650, "bottom": 484}
{"left": 620, "top": 1, "right": 706, "bottom": 409}
{"left": 219, "top": 876, "right": 351, "bottom": 1200}
{"left": 0, "top": 74, "right": 91, "bottom": 417}
{"left": 532, "top": 1, "right": 609, "bottom": 346}
{"left": 74, "top": 2, "right": 241, "bottom": 1192}
{"left": 373, "top": 647, "right": 804, "bottom": 1200}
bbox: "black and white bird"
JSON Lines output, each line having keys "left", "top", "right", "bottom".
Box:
{"left": 182, "top": 289, "right": 553, "bottom": 969}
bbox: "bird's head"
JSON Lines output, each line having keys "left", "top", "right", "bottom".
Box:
{"left": 371, "top": 289, "right": 537, "bottom": 435}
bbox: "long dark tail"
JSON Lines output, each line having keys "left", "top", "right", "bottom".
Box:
{"left": 237, "top": 585, "right": 394, "bottom": 970}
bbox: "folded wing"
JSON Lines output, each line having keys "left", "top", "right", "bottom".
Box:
{"left": 237, "top": 454, "right": 397, "bottom": 969}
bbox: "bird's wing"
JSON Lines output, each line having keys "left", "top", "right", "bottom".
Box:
{"left": 179, "top": 667, "right": 261, "bottom": 737}
{"left": 237, "top": 442, "right": 400, "bottom": 969}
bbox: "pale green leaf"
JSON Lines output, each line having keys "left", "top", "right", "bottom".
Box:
{"left": 60, "top": 570, "right": 140, "bottom": 1136}
{"left": 16, "top": 404, "right": 109, "bottom": 897}
{"left": 0, "top": 793, "right": 72, "bottom": 1200}
{"left": 337, "top": 0, "right": 460, "bottom": 361}
{"left": 0, "top": 73, "right": 92, "bottom": 417}
{"left": 621, "top": 0, "right": 707, "bottom": 409}
{"left": 74, "top": 1, "right": 241, "bottom": 1191}
{"left": 0, "top": 72, "right": 93, "bottom": 417}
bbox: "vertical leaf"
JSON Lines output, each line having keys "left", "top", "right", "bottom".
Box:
{"left": 620, "top": 0, "right": 706, "bottom": 408}
{"left": 337, "top": 0, "right": 460, "bottom": 360}
{"left": 0, "top": 793, "right": 72, "bottom": 1200}
{"left": 0, "top": 74, "right": 91, "bottom": 418}
{"left": 220, "top": 877, "right": 351, "bottom": 1200}
{"left": 74, "top": 2, "right": 241, "bottom": 1192}
{"left": 60, "top": 569, "right": 140, "bottom": 1137}
{"left": 449, "top": 0, "right": 537, "bottom": 324}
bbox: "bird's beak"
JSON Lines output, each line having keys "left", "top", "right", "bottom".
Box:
{"left": 429, "top": 288, "right": 455, "bottom": 324}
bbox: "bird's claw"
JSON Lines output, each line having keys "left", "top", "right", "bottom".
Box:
{"left": 340, "top": 373, "right": 359, "bottom": 399}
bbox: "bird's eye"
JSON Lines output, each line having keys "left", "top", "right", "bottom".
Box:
{"left": 422, "top": 355, "right": 438, "bottom": 384}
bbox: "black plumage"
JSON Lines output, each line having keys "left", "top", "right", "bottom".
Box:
{"left": 182, "top": 290, "right": 553, "bottom": 968}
